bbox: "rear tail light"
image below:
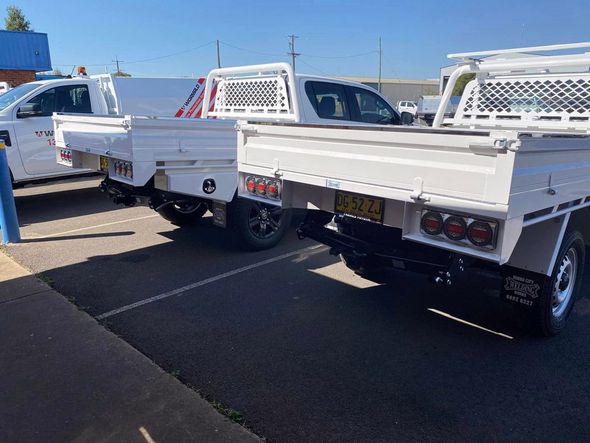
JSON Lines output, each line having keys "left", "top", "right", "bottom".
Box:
{"left": 244, "top": 175, "right": 281, "bottom": 200}
{"left": 420, "top": 211, "right": 443, "bottom": 235}
{"left": 113, "top": 160, "right": 133, "bottom": 179}
{"left": 246, "top": 176, "right": 256, "bottom": 193}
{"left": 467, "top": 221, "right": 493, "bottom": 247}
{"left": 266, "top": 180, "right": 280, "bottom": 199}
{"left": 420, "top": 210, "right": 497, "bottom": 250}
{"left": 256, "top": 178, "right": 267, "bottom": 196}
{"left": 443, "top": 216, "right": 467, "bottom": 241}
{"left": 59, "top": 149, "right": 72, "bottom": 164}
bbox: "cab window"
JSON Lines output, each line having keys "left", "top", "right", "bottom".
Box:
{"left": 24, "top": 85, "right": 92, "bottom": 116}
{"left": 305, "top": 81, "right": 350, "bottom": 120}
{"left": 349, "top": 86, "right": 399, "bottom": 125}
{"left": 26, "top": 88, "right": 56, "bottom": 116}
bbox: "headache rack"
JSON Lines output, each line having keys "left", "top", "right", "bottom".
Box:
{"left": 201, "top": 63, "right": 300, "bottom": 122}
{"left": 436, "top": 42, "right": 590, "bottom": 132}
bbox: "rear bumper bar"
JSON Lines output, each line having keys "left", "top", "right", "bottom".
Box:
{"left": 297, "top": 217, "right": 472, "bottom": 285}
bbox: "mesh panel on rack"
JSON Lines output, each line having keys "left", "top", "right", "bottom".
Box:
{"left": 215, "top": 77, "right": 290, "bottom": 114}
{"left": 461, "top": 75, "right": 590, "bottom": 119}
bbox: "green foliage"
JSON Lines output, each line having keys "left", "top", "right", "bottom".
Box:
{"left": 452, "top": 73, "right": 476, "bottom": 96}
{"left": 114, "top": 70, "right": 132, "bottom": 77}
{"left": 4, "top": 5, "right": 32, "bottom": 31}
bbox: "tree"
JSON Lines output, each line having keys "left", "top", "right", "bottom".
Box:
{"left": 4, "top": 5, "right": 32, "bottom": 31}
{"left": 452, "top": 73, "right": 476, "bottom": 96}
{"left": 114, "top": 70, "right": 131, "bottom": 77}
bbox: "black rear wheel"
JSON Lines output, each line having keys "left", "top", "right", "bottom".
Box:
{"left": 232, "top": 198, "right": 292, "bottom": 251}
{"left": 157, "top": 201, "right": 208, "bottom": 226}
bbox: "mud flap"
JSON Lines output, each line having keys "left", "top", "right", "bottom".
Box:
{"left": 212, "top": 200, "right": 227, "bottom": 228}
{"left": 500, "top": 267, "right": 550, "bottom": 308}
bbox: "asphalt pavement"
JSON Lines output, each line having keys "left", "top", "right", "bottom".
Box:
{"left": 0, "top": 252, "right": 258, "bottom": 443}
{"left": 6, "top": 177, "right": 590, "bottom": 442}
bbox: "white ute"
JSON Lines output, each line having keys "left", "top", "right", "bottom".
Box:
{"left": 1, "top": 74, "right": 208, "bottom": 186}
{"left": 54, "top": 63, "right": 404, "bottom": 250}
{"left": 236, "top": 43, "right": 590, "bottom": 335}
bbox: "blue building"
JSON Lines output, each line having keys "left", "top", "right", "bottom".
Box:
{"left": 0, "top": 30, "right": 51, "bottom": 86}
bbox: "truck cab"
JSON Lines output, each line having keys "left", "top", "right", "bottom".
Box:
{"left": 0, "top": 78, "right": 106, "bottom": 184}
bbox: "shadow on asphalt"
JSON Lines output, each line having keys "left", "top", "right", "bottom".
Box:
{"left": 20, "top": 231, "right": 136, "bottom": 243}
{"left": 4, "top": 220, "right": 590, "bottom": 441}
{"left": 15, "top": 184, "right": 119, "bottom": 226}
{"left": 5, "top": 181, "right": 590, "bottom": 441}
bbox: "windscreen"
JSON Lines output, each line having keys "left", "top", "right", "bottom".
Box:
{"left": 0, "top": 83, "right": 39, "bottom": 112}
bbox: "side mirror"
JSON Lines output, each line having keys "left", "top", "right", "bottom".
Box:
{"left": 401, "top": 111, "right": 414, "bottom": 125}
{"left": 17, "top": 103, "right": 43, "bottom": 118}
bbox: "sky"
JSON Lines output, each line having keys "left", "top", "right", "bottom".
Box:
{"left": 4, "top": 0, "right": 590, "bottom": 79}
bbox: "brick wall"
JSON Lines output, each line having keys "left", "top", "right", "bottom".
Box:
{"left": 0, "top": 70, "right": 36, "bottom": 87}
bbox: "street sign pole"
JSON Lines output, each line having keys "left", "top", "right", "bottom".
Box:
{"left": 0, "top": 140, "right": 20, "bottom": 244}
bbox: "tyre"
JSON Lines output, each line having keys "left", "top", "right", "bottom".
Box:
{"left": 531, "top": 230, "right": 585, "bottom": 336}
{"left": 157, "top": 201, "right": 208, "bottom": 226}
{"left": 232, "top": 198, "right": 292, "bottom": 251}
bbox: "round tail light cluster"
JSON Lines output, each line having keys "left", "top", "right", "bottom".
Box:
{"left": 420, "top": 210, "right": 496, "bottom": 249}
{"left": 244, "top": 175, "right": 281, "bottom": 200}
{"left": 114, "top": 160, "right": 133, "bottom": 178}
{"left": 59, "top": 149, "right": 72, "bottom": 162}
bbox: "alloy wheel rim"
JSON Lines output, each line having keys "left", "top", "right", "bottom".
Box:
{"left": 248, "top": 203, "right": 282, "bottom": 239}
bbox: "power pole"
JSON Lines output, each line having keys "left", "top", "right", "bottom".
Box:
{"left": 287, "top": 34, "right": 300, "bottom": 71}
{"left": 112, "top": 56, "right": 124, "bottom": 74}
{"left": 216, "top": 40, "right": 221, "bottom": 68}
{"left": 378, "top": 37, "right": 382, "bottom": 93}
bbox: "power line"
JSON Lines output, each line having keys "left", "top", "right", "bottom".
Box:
{"left": 296, "top": 58, "right": 334, "bottom": 77}
{"left": 55, "top": 41, "right": 216, "bottom": 68}
{"left": 123, "top": 41, "right": 215, "bottom": 64}
{"left": 218, "top": 41, "right": 284, "bottom": 57}
{"left": 303, "top": 50, "right": 378, "bottom": 59}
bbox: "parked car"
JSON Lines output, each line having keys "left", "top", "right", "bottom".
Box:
{"left": 416, "top": 95, "right": 460, "bottom": 126}
{"left": 397, "top": 100, "right": 417, "bottom": 115}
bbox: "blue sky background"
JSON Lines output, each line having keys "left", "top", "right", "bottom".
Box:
{"left": 4, "top": 0, "right": 590, "bottom": 79}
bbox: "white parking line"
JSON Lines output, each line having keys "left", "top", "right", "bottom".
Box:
{"left": 24, "top": 214, "right": 160, "bottom": 239}
{"left": 96, "top": 244, "right": 328, "bottom": 320}
{"left": 139, "top": 427, "right": 156, "bottom": 443}
{"left": 427, "top": 308, "right": 514, "bottom": 339}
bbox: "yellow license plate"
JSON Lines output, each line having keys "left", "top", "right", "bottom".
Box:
{"left": 99, "top": 156, "right": 109, "bottom": 172}
{"left": 334, "top": 191, "right": 384, "bottom": 223}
